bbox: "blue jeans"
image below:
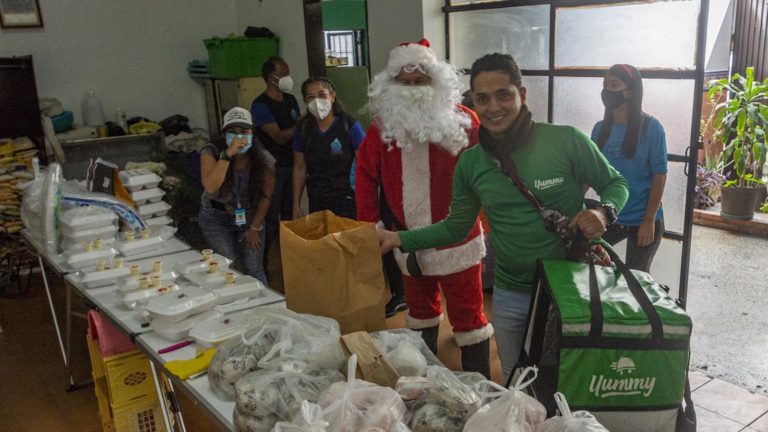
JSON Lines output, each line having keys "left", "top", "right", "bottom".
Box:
{"left": 198, "top": 207, "right": 267, "bottom": 285}
{"left": 492, "top": 288, "right": 531, "bottom": 383}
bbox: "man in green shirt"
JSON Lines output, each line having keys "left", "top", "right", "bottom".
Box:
{"left": 378, "top": 53, "right": 628, "bottom": 381}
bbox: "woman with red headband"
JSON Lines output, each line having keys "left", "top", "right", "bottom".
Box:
{"left": 592, "top": 64, "right": 668, "bottom": 272}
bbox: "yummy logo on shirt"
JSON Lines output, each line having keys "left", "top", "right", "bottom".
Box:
{"left": 534, "top": 177, "right": 564, "bottom": 190}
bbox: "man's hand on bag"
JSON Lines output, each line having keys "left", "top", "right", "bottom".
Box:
{"left": 570, "top": 209, "right": 607, "bottom": 240}
{"left": 377, "top": 228, "right": 401, "bottom": 254}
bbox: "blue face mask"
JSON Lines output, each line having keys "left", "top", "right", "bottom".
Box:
{"left": 225, "top": 133, "right": 253, "bottom": 154}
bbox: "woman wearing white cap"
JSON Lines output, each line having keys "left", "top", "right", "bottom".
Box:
{"left": 198, "top": 107, "right": 276, "bottom": 284}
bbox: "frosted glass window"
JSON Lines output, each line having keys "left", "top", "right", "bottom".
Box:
{"left": 521, "top": 76, "right": 548, "bottom": 122}
{"left": 643, "top": 80, "right": 695, "bottom": 156}
{"left": 552, "top": 77, "right": 695, "bottom": 156}
{"left": 449, "top": 6, "right": 549, "bottom": 70}
{"left": 662, "top": 161, "right": 688, "bottom": 235}
{"left": 555, "top": 1, "right": 699, "bottom": 68}
{"left": 552, "top": 77, "right": 604, "bottom": 137}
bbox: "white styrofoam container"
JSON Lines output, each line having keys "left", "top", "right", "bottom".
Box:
{"left": 173, "top": 254, "right": 231, "bottom": 276}
{"left": 61, "top": 248, "right": 118, "bottom": 270}
{"left": 61, "top": 236, "right": 116, "bottom": 253}
{"left": 121, "top": 284, "right": 181, "bottom": 310}
{"left": 138, "top": 201, "right": 171, "bottom": 218}
{"left": 76, "top": 265, "right": 132, "bottom": 289}
{"left": 146, "top": 215, "right": 173, "bottom": 227}
{"left": 59, "top": 206, "right": 117, "bottom": 235}
{"left": 151, "top": 309, "right": 222, "bottom": 342}
{"left": 60, "top": 224, "right": 118, "bottom": 244}
{"left": 189, "top": 313, "right": 248, "bottom": 348}
{"left": 119, "top": 169, "right": 162, "bottom": 192}
{"left": 143, "top": 287, "right": 217, "bottom": 323}
{"left": 118, "top": 271, "right": 178, "bottom": 293}
{"left": 130, "top": 187, "right": 165, "bottom": 205}
{"left": 211, "top": 275, "right": 264, "bottom": 305}
{"left": 115, "top": 236, "right": 164, "bottom": 257}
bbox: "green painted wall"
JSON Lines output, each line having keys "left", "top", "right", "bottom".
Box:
{"left": 327, "top": 66, "right": 371, "bottom": 129}
{"left": 322, "top": 0, "right": 366, "bottom": 30}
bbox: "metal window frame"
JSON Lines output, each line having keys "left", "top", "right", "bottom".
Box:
{"left": 443, "top": 0, "right": 710, "bottom": 305}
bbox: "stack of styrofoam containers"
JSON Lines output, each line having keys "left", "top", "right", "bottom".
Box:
{"left": 59, "top": 206, "right": 119, "bottom": 270}
{"left": 119, "top": 169, "right": 172, "bottom": 228}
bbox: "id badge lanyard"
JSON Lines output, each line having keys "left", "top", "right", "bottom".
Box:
{"left": 233, "top": 173, "right": 247, "bottom": 226}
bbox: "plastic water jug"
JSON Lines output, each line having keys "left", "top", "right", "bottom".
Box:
{"left": 81, "top": 91, "right": 105, "bottom": 127}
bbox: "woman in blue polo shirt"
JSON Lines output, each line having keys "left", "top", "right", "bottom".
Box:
{"left": 592, "top": 64, "right": 668, "bottom": 272}
{"left": 291, "top": 77, "right": 365, "bottom": 219}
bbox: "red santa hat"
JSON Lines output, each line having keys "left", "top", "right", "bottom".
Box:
{"left": 385, "top": 38, "right": 437, "bottom": 78}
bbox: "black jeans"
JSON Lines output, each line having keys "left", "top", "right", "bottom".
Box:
{"left": 602, "top": 216, "right": 664, "bottom": 272}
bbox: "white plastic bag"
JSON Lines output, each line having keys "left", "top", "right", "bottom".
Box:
{"left": 208, "top": 307, "right": 345, "bottom": 400}
{"left": 317, "top": 354, "right": 410, "bottom": 431}
{"left": 535, "top": 393, "right": 609, "bottom": 432}
{"left": 271, "top": 401, "right": 328, "bottom": 432}
{"left": 370, "top": 329, "right": 443, "bottom": 377}
{"left": 463, "top": 367, "right": 547, "bottom": 432}
{"left": 409, "top": 366, "right": 485, "bottom": 432}
{"left": 234, "top": 367, "right": 344, "bottom": 431}
{"left": 255, "top": 309, "right": 345, "bottom": 372}
{"left": 21, "top": 173, "right": 44, "bottom": 245}
{"left": 208, "top": 319, "right": 282, "bottom": 400}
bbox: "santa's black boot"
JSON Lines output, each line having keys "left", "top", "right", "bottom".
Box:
{"left": 461, "top": 338, "right": 491, "bottom": 379}
{"left": 417, "top": 325, "right": 440, "bottom": 355}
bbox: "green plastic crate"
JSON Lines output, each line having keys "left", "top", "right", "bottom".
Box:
{"left": 204, "top": 37, "right": 279, "bottom": 79}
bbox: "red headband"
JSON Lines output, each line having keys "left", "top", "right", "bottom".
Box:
{"left": 617, "top": 64, "right": 634, "bottom": 80}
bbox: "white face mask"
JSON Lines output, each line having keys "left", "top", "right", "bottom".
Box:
{"left": 307, "top": 98, "right": 332, "bottom": 120}
{"left": 275, "top": 75, "right": 294, "bottom": 93}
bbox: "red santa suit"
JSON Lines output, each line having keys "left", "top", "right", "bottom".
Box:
{"left": 355, "top": 106, "right": 492, "bottom": 347}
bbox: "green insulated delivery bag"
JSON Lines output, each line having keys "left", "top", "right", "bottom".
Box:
{"left": 519, "top": 256, "right": 696, "bottom": 432}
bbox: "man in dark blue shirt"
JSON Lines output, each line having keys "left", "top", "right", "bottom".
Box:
{"left": 251, "top": 56, "right": 301, "bottom": 278}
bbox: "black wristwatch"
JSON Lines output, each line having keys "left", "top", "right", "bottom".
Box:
{"left": 599, "top": 202, "right": 618, "bottom": 225}
{"left": 219, "top": 150, "right": 232, "bottom": 162}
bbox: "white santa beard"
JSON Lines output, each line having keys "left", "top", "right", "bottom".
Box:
{"left": 371, "top": 83, "right": 471, "bottom": 155}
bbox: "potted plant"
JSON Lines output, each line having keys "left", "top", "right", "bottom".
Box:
{"left": 707, "top": 67, "right": 768, "bottom": 220}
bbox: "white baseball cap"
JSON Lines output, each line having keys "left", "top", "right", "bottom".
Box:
{"left": 221, "top": 107, "right": 253, "bottom": 130}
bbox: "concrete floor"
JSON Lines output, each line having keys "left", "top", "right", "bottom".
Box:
{"left": 687, "top": 224, "right": 768, "bottom": 396}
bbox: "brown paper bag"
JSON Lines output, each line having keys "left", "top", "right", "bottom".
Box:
{"left": 341, "top": 331, "right": 400, "bottom": 388}
{"left": 280, "top": 210, "right": 390, "bottom": 334}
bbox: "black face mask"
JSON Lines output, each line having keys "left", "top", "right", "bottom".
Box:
{"left": 601, "top": 89, "right": 627, "bottom": 109}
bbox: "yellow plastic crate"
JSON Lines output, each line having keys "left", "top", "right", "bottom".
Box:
{"left": 112, "top": 397, "right": 168, "bottom": 432}
{"left": 87, "top": 335, "right": 106, "bottom": 380}
{"left": 94, "top": 377, "right": 115, "bottom": 432}
{"left": 104, "top": 350, "right": 156, "bottom": 406}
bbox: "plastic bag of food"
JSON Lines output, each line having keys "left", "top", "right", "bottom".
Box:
{"left": 208, "top": 320, "right": 282, "bottom": 400}
{"left": 370, "top": 329, "right": 443, "bottom": 377}
{"left": 271, "top": 400, "right": 328, "bottom": 432}
{"left": 463, "top": 367, "right": 547, "bottom": 432}
{"left": 535, "top": 392, "right": 609, "bottom": 432}
{"left": 317, "top": 354, "right": 410, "bottom": 431}
{"left": 234, "top": 367, "right": 344, "bottom": 431}
{"left": 255, "top": 309, "right": 345, "bottom": 372}
{"left": 408, "top": 366, "right": 486, "bottom": 432}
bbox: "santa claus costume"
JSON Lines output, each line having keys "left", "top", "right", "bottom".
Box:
{"left": 356, "top": 39, "right": 493, "bottom": 377}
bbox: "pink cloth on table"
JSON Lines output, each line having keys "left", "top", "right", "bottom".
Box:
{"left": 87, "top": 310, "right": 136, "bottom": 357}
